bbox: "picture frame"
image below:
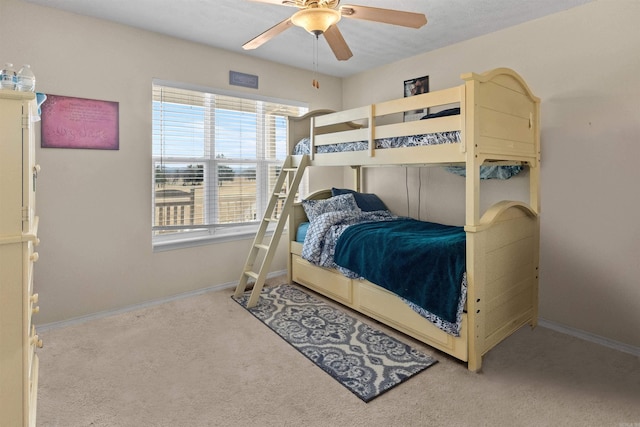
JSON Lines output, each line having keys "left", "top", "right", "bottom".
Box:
{"left": 403, "top": 75, "right": 429, "bottom": 122}
{"left": 41, "top": 94, "right": 119, "bottom": 150}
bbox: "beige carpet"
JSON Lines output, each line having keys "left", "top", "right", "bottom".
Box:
{"left": 37, "top": 278, "right": 640, "bottom": 427}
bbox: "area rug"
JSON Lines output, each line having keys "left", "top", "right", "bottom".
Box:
{"left": 232, "top": 284, "right": 437, "bottom": 402}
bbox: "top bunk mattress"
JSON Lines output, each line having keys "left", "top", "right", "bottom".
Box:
{"left": 293, "top": 131, "right": 461, "bottom": 155}
{"left": 294, "top": 108, "right": 461, "bottom": 155}
{"left": 291, "top": 106, "right": 523, "bottom": 179}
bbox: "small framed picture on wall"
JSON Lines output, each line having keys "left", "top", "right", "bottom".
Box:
{"left": 403, "top": 75, "right": 429, "bottom": 122}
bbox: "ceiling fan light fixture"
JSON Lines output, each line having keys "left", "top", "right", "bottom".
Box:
{"left": 291, "top": 8, "right": 341, "bottom": 35}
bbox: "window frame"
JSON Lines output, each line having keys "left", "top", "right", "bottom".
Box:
{"left": 152, "top": 79, "right": 308, "bottom": 251}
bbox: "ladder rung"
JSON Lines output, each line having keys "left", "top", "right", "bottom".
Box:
{"left": 244, "top": 271, "right": 259, "bottom": 280}
{"left": 235, "top": 155, "right": 309, "bottom": 302}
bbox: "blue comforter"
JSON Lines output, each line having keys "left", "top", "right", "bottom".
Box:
{"left": 334, "top": 219, "right": 466, "bottom": 325}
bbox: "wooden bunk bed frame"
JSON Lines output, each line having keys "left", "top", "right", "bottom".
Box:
{"left": 286, "top": 68, "right": 540, "bottom": 372}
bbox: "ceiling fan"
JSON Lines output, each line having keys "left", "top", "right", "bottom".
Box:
{"left": 243, "top": 0, "right": 427, "bottom": 61}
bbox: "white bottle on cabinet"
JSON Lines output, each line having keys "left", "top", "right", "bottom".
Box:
{"left": 0, "top": 63, "right": 17, "bottom": 89}
{"left": 16, "top": 64, "right": 36, "bottom": 92}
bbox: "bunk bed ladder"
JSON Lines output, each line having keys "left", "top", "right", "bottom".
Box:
{"left": 234, "top": 155, "right": 309, "bottom": 308}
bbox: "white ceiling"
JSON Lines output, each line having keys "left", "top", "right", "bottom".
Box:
{"left": 25, "top": 0, "right": 595, "bottom": 77}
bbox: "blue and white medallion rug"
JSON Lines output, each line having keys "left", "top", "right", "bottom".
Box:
{"left": 233, "top": 284, "right": 437, "bottom": 402}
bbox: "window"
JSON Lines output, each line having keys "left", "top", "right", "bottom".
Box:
{"left": 152, "top": 81, "right": 308, "bottom": 249}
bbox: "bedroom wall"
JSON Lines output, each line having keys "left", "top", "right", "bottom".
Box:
{"left": 341, "top": 0, "right": 640, "bottom": 350}
{"left": 0, "top": 0, "right": 344, "bottom": 324}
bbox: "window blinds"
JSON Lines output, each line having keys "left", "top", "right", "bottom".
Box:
{"left": 152, "top": 83, "right": 307, "bottom": 237}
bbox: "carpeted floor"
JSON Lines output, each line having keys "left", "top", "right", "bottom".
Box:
{"left": 36, "top": 278, "right": 640, "bottom": 427}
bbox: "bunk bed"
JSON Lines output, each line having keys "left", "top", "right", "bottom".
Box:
{"left": 285, "top": 68, "right": 541, "bottom": 372}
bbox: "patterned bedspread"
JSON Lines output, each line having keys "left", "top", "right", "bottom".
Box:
{"left": 293, "top": 131, "right": 461, "bottom": 155}
{"left": 301, "top": 209, "right": 396, "bottom": 275}
{"left": 294, "top": 134, "right": 523, "bottom": 180}
{"left": 301, "top": 209, "right": 466, "bottom": 336}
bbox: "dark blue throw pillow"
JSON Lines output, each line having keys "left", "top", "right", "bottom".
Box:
{"left": 331, "top": 188, "right": 388, "bottom": 212}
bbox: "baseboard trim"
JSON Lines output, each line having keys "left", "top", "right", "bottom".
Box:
{"left": 39, "top": 284, "right": 640, "bottom": 358}
{"left": 538, "top": 318, "right": 640, "bottom": 357}
{"left": 37, "top": 270, "right": 287, "bottom": 332}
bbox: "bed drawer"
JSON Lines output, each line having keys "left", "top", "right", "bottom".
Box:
{"left": 291, "top": 255, "right": 353, "bottom": 305}
{"left": 355, "top": 280, "right": 468, "bottom": 361}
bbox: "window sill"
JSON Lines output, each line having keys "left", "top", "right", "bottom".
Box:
{"left": 152, "top": 224, "right": 282, "bottom": 252}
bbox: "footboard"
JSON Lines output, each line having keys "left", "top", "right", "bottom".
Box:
{"left": 465, "top": 201, "right": 540, "bottom": 371}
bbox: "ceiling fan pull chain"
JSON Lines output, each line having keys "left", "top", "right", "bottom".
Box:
{"left": 312, "top": 33, "right": 320, "bottom": 89}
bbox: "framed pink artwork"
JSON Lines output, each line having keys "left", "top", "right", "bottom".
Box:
{"left": 41, "top": 94, "right": 119, "bottom": 150}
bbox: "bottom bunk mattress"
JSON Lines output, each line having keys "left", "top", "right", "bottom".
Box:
{"left": 300, "top": 205, "right": 467, "bottom": 336}
{"left": 335, "top": 219, "right": 466, "bottom": 325}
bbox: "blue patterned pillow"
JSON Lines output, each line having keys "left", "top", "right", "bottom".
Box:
{"left": 331, "top": 188, "right": 388, "bottom": 212}
{"left": 302, "top": 193, "right": 359, "bottom": 222}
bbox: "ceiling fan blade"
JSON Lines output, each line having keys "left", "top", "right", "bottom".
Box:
{"left": 340, "top": 5, "right": 427, "bottom": 28}
{"left": 242, "top": 18, "right": 294, "bottom": 50}
{"left": 246, "top": 0, "right": 299, "bottom": 7}
{"left": 323, "top": 25, "right": 353, "bottom": 61}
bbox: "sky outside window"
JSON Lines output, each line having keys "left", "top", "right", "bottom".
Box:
{"left": 153, "top": 101, "right": 287, "bottom": 160}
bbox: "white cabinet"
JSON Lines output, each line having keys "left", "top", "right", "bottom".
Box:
{"left": 0, "top": 90, "right": 41, "bottom": 427}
